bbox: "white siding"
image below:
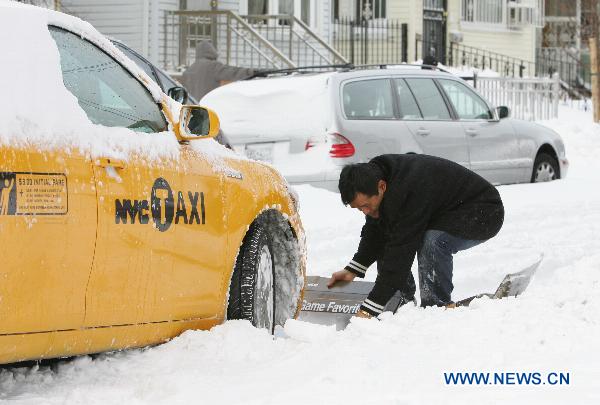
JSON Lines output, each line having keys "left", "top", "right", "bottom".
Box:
{"left": 62, "top": 0, "right": 180, "bottom": 69}
{"left": 61, "top": 0, "right": 146, "bottom": 55}
{"left": 319, "top": 0, "right": 331, "bottom": 41}
{"left": 388, "top": 0, "right": 422, "bottom": 62}
{"left": 387, "top": 0, "right": 537, "bottom": 65}
{"left": 152, "top": 0, "right": 179, "bottom": 66}
{"left": 447, "top": 0, "right": 537, "bottom": 66}
{"left": 187, "top": 0, "right": 213, "bottom": 9}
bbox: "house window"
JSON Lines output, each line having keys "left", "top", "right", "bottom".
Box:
{"left": 279, "top": 0, "right": 293, "bottom": 14}
{"left": 355, "top": 0, "right": 386, "bottom": 20}
{"left": 276, "top": 0, "right": 294, "bottom": 25}
{"left": 461, "top": 0, "right": 503, "bottom": 24}
{"left": 545, "top": 0, "right": 576, "bottom": 17}
{"left": 249, "top": 0, "right": 268, "bottom": 14}
{"left": 301, "top": 0, "right": 310, "bottom": 24}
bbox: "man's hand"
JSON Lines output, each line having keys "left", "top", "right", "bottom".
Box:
{"left": 327, "top": 269, "right": 356, "bottom": 288}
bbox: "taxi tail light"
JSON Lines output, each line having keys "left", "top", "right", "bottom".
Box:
{"left": 328, "top": 133, "right": 355, "bottom": 158}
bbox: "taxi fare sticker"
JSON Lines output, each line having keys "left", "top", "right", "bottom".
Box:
{"left": 0, "top": 172, "right": 68, "bottom": 215}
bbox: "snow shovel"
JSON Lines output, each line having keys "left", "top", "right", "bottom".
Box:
{"left": 298, "top": 255, "right": 543, "bottom": 330}
{"left": 453, "top": 254, "right": 543, "bottom": 307}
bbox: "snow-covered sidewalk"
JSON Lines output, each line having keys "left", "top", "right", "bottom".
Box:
{"left": 1, "top": 104, "right": 599, "bottom": 404}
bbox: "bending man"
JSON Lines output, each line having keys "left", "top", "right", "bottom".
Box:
{"left": 328, "top": 154, "right": 504, "bottom": 318}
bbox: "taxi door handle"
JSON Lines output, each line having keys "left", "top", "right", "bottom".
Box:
{"left": 96, "top": 157, "right": 126, "bottom": 169}
{"left": 416, "top": 128, "right": 431, "bottom": 136}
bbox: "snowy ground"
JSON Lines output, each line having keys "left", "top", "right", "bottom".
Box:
{"left": 1, "top": 103, "right": 599, "bottom": 404}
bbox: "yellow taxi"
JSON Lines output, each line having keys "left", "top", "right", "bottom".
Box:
{"left": 0, "top": 4, "right": 305, "bottom": 364}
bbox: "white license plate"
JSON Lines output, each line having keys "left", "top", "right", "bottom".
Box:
{"left": 245, "top": 143, "right": 274, "bottom": 163}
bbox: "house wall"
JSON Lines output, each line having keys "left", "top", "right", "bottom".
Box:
{"left": 388, "top": 0, "right": 422, "bottom": 62}
{"left": 154, "top": 0, "right": 180, "bottom": 67}
{"left": 61, "top": 0, "right": 146, "bottom": 52}
{"left": 447, "top": 0, "right": 537, "bottom": 66}
{"left": 388, "top": 0, "right": 537, "bottom": 67}
{"left": 61, "top": 0, "right": 179, "bottom": 67}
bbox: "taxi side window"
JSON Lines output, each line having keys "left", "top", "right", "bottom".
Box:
{"left": 49, "top": 26, "right": 168, "bottom": 133}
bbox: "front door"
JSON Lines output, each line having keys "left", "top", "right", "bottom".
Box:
{"left": 437, "top": 78, "right": 522, "bottom": 184}
{"left": 401, "top": 78, "right": 470, "bottom": 167}
{"left": 139, "top": 147, "right": 227, "bottom": 323}
{"left": 49, "top": 26, "right": 226, "bottom": 328}
{"left": 423, "top": 0, "right": 447, "bottom": 64}
{"left": 92, "top": 150, "right": 227, "bottom": 325}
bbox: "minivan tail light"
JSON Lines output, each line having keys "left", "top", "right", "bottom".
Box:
{"left": 328, "top": 133, "right": 355, "bottom": 158}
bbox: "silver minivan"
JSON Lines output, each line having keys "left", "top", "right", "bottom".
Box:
{"left": 202, "top": 66, "right": 568, "bottom": 191}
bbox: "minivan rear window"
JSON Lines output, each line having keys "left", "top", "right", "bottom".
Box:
{"left": 343, "top": 79, "right": 394, "bottom": 120}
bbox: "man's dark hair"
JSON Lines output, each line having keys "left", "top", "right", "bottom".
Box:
{"left": 339, "top": 163, "right": 383, "bottom": 205}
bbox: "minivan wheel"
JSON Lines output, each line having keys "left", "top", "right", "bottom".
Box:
{"left": 531, "top": 152, "right": 559, "bottom": 183}
{"left": 227, "top": 221, "right": 276, "bottom": 333}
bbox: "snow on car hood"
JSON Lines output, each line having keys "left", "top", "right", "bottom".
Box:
{"left": 200, "top": 73, "right": 334, "bottom": 144}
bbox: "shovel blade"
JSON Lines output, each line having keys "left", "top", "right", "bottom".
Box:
{"left": 298, "top": 276, "right": 409, "bottom": 330}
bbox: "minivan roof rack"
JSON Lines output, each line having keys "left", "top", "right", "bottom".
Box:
{"left": 351, "top": 63, "right": 452, "bottom": 74}
{"left": 246, "top": 63, "right": 452, "bottom": 79}
{"left": 247, "top": 63, "right": 354, "bottom": 79}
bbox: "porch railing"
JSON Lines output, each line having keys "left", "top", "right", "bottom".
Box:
{"left": 163, "top": 10, "right": 346, "bottom": 71}
{"left": 240, "top": 14, "right": 348, "bottom": 66}
{"left": 536, "top": 47, "right": 590, "bottom": 97}
{"left": 415, "top": 37, "right": 589, "bottom": 99}
{"left": 416, "top": 38, "right": 535, "bottom": 77}
{"left": 164, "top": 10, "right": 295, "bottom": 71}
{"left": 333, "top": 18, "right": 408, "bottom": 65}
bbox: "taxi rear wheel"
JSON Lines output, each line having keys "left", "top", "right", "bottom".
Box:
{"left": 227, "top": 220, "right": 276, "bottom": 333}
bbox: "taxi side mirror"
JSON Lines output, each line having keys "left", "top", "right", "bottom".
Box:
{"left": 178, "top": 105, "right": 220, "bottom": 141}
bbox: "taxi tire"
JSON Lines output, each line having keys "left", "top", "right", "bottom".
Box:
{"left": 227, "top": 220, "right": 276, "bottom": 334}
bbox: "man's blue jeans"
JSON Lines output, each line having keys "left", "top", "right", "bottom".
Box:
{"left": 418, "top": 230, "right": 486, "bottom": 307}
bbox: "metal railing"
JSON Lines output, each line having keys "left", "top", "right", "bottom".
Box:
{"left": 474, "top": 74, "right": 560, "bottom": 121}
{"left": 240, "top": 14, "right": 348, "bottom": 67}
{"left": 163, "top": 10, "right": 346, "bottom": 72}
{"left": 332, "top": 18, "right": 408, "bottom": 65}
{"left": 415, "top": 37, "right": 590, "bottom": 99}
{"left": 447, "top": 41, "right": 535, "bottom": 77}
{"left": 164, "top": 10, "right": 295, "bottom": 71}
{"left": 416, "top": 38, "right": 535, "bottom": 77}
{"left": 536, "top": 47, "right": 590, "bottom": 97}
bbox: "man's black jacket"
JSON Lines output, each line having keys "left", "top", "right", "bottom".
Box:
{"left": 344, "top": 154, "right": 504, "bottom": 316}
